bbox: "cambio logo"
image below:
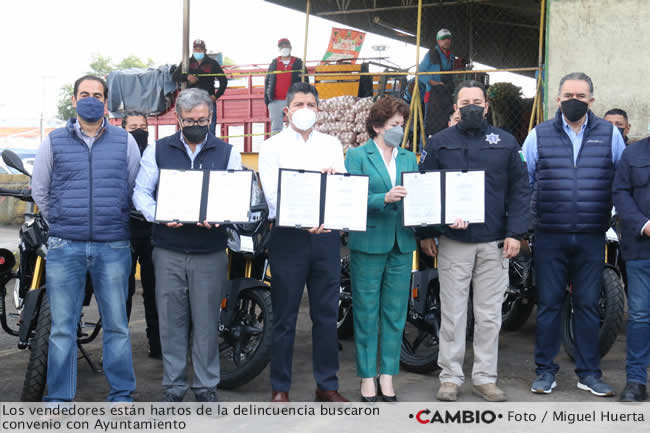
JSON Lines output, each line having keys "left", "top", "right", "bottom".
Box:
{"left": 409, "top": 409, "right": 501, "bottom": 424}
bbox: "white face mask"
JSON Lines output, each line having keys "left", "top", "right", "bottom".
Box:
{"left": 289, "top": 107, "right": 317, "bottom": 131}
{"left": 279, "top": 47, "right": 291, "bottom": 57}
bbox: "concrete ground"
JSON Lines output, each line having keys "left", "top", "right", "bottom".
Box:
{"left": 0, "top": 224, "right": 632, "bottom": 402}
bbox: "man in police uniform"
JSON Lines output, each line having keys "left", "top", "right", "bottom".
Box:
{"left": 419, "top": 80, "right": 530, "bottom": 402}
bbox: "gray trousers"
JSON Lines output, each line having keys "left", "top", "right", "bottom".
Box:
{"left": 153, "top": 247, "right": 227, "bottom": 397}
{"left": 437, "top": 236, "right": 509, "bottom": 386}
{"left": 268, "top": 100, "right": 287, "bottom": 133}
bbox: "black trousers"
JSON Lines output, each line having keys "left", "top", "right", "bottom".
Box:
{"left": 268, "top": 227, "right": 341, "bottom": 392}
{"left": 127, "top": 237, "right": 161, "bottom": 354}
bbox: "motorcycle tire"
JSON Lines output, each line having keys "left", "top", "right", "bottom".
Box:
{"left": 218, "top": 288, "right": 273, "bottom": 389}
{"left": 501, "top": 294, "right": 535, "bottom": 331}
{"left": 561, "top": 267, "right": 625, "bottom": 361}
{"left": 337, "top": 256, "right": 353, "bottom": 339}
{"left": 21, "top": 290, "right": 50, "bottom": 402}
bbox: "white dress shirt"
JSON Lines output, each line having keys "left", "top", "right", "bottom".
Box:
{"left": 374, "top": 140, "right": 398, "bottom": 187}
{"left": 258, "top": 127, "right": 346, "bottom": 219}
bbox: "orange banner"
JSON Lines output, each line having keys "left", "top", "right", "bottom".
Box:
{"left": 322, "top": 28, "right": 366, "bottom": 63}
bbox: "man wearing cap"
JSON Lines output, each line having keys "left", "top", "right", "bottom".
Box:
{"left": 419, "top": 28, "right": 456, "bottom": 137}
{"left": 173, "top": 39, "right": 228, "bottom": 135}
{"left": 264, "top": 38, "right": 305, "bottom": 134}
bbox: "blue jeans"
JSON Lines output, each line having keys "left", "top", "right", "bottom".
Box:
{"left": 43, "top": 237, "right": 135, "bottom": 402}
{"left": 625, "top": 258, "right": 650, "bottom": 384}
{"left": 534, "top": 232, "right": 604, "bottom": 380}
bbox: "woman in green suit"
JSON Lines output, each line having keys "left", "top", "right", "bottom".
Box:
{"left": 345, "top": 96, "right": 418, "bottom": 401}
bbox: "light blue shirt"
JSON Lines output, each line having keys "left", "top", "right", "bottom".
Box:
{"left": 132, "top": 134, "right": 242, "bottom": 222}
{"left": 522, "top": 115, "right": 626, "bottom": 187}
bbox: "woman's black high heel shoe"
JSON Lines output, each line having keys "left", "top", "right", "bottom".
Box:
{"left": 360, "top": 380, "right": 377, "bottom": 402}
{"left": 377, "top": 376, "right": 397, "bottom": 402}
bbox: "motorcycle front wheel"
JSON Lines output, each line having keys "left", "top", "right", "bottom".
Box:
{"left": 21, "top": 289, "right": 50, "bottom": 402}
{"left": 561, "top": 267, "right": 625, "bottom": 360}
{"left": 218, "top": 287, "right": 273, "bottom": 389}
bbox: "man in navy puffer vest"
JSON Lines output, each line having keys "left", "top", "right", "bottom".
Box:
{"left": 133, "top": 88, "right": 241, "bottom": 402}
{"left": 31, "top": 75, "right": 141, "bottom": 402}
{"left": 522, "top": 72, "right": 625, "bottom": 397}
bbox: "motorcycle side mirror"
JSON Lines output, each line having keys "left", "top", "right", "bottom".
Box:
{"left": 1, "top": 150, "right": 30, "bottom": 177}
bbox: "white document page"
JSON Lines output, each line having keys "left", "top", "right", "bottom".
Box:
{"left": 402, "top": 171, "right": 442, "bottom": 226}
{"left": 277, "top": 170, "right": 322, "bottom": 228}
{"left": 323, "top": 174, "right": 369, "bottom": 231}
{"left": 155, "top": 169, "right": 203, "bottom": 223}
{"left": 206, "top": 170, "right": 252, "bottom": 223}
{"left": 444, "top": 170, "right": 485, "bottom": 224}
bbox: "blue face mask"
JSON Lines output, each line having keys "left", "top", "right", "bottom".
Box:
{"left": 193, "top": 52, "right": 205, "bottom": 61}
{"left": 76, "top": 97, "right": 105, "bottom": 123}
{"left": 383, "top": 126, "right": 404, "bottom": 147}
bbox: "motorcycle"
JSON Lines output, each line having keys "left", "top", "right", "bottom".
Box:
{"left": 0, "top": 149, "right": 103, "bottom": 402}
{"left": 501, "top": 230, "right": 626, "bottom": 360}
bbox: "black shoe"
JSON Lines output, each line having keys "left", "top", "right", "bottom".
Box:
{"left": 195, "top": 390, "right": 218, "bottom": 402}
{"left": 619, "top": 383, "right": 647, "bottom": 402}
{"left": 377, "top": 376, "right": 397, "bottom": 402}
{"left": 360, "top": 380, "right": 377, "bottom": 402}
{"left": 162, "top": 392, "right": 183, "bottom": 402}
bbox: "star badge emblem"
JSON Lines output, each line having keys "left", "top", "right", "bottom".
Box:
{"left": 485, "top": 133, "right": 501, "bottom": 145}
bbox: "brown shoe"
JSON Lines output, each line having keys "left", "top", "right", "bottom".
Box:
{"left": 315, "top": 389, "right": 349, "bottom": 402}
{"left": 271, "top": 391, "right": 289, "bottom": 402}
{"left": 472, "top": 383, "right": 507, "bottom": 402}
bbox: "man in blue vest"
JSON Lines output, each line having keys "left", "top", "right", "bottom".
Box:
{"left": 133, "top": 88, "right": 241, "bottom": 402}
{"left": 522, "top": 72, "right": 625, "bottom": 397}
{"left": 613, "top": 137, "right": 650, "bottom": 402}
{"left": 31, "top": 75, "right": 141, "bottom": 402}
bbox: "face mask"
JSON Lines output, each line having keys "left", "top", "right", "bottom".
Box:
{"left": 383, "top": 126, "right": 404, "bottom": 147}
{"left": 279, "top": 48, "right": 291, "bottom": 57}
{"left": 130, "top": 128, "right": 149, "bottom": 151}
{"left": 617, "top": 127, "right": 627, "bottom": 142}
{"left": 76, "top": 97, "right": 105, "bottom": 123}
{"left": 560, "top": 98, "right": 589, "bottom": 122}
{"left": 182, "top": 125, "right": 209, "bottom": 143}
{"left": 459, "top": 104, "right": 485, "bottom": 130}
{"left": 193, "top": 52, "right": 205, "bottom": 61}
{"left": 289, "top": 108, "right": 317, "bottom": 131}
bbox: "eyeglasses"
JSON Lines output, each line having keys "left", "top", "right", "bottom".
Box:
{"left": 180, "top": 117, "right": 210, "bottom": 127}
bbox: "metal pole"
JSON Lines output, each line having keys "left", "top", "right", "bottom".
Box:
{"left": 536, "top": 0, "right": 546, "bottom": 121}
{"left": 413, "top": 0, "right": 423, "bottom": 152}
{"left": 302, "top": 0, "right": 311, "bottom": 81}
{"left": 182, "top": 0, "right": 190, "bottom": 89}
{"left": 468, "top": 3, "right": 473, "bottom": 65}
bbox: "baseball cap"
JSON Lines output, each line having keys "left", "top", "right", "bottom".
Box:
{"left": 436, "top": 29, "right": 452, "bottom": 40}
{"left": 193, "top": 39, "right": 206, "bottom": 49}
{"left": 278, "top": 38, "right": 291, "bottom": 47}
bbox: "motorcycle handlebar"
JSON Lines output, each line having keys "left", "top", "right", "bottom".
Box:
{"left": 0, "top": 187, "right": 32, "bottom": 201}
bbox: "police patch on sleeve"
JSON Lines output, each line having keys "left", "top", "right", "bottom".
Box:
{"left": 485, "top": 133, "right": 501, "bottom": 145}
{"left": 420, "top": 149, "right": 427, "bottom": 163}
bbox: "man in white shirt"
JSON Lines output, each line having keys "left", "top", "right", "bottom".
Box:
{"left": 258, "top": 82, "right": 348, "bottom": 402}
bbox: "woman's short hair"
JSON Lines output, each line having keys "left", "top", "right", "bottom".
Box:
{"left": 366, "top": 96, "right": 410, "bottom": 138}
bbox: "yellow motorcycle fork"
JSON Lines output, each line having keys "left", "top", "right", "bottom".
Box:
{"left": 222, "top": 253, "right": 254, "bottom": 310}
{"left": 30, "top": 255, "right": 45, "bottom": 290}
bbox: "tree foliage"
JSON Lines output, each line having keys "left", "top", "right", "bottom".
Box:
{"left": 56, "top": 54, "right": 155, "bottom": 121}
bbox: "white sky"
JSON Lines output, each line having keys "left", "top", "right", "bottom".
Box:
{"left": 0, "top": 0, "right": 533, "bottom": 127}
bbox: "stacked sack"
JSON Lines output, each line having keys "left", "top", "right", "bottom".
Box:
{"left": 315, "top": 96, "right": 375, "bottom": 152}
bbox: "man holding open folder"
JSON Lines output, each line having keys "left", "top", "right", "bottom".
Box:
{"left": 418, "top": 80, "right": 530, "bottom": 402}
{"left": 259, "top": 82, "right": 348, "bottom": 402}
{"left": 133, "top": 88, "right": 241, "bottom": 402}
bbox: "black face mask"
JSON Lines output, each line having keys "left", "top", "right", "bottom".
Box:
{"left": 130, "top": 128, "right": 149, "bottom": 152}
{"left": 560, "top": 98, "right": 589, "bottom": 122}
{"left": 182, "top": 125, "right": 209, "bottom": 143}
{"left": 459, "top": 104, "right": 485, "bottom": 130}
{"left": 617, "top": 127, "right": 629, "bottom": 145}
